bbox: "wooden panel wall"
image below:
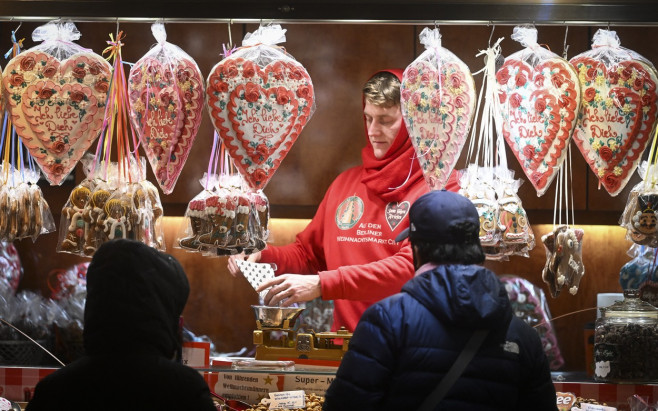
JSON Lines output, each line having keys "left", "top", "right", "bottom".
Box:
{"left": 2, "top": 21, "right": 657, "bottom": 370}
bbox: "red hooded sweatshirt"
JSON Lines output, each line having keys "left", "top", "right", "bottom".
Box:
{"left": 260, "top": 69, "right": 458, "bottom": 331}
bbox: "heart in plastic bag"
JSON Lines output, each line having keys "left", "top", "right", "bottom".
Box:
{"left": 569, "top": 57, "right": 658, "bottom": 196}
{"left": 206, "top": 58, "right": 314, "bottom": 190}
{"left": 401, "top": 60, "right": 476, "bottom": 190}
{"left": 129, "top": 57, "right": 204, "bottom": 194}
{"left": 2, "top": 51, "right": 111, "bottom": 185}
{"left": 495, "top": 58, "right": 580, "bottom": 196}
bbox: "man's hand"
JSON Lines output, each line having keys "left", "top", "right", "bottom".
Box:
{"left": 227, "top": 251, "right": 262, "bottom": 277}
{"left": 257, "top": 274, "right": 321, "bottom": 306}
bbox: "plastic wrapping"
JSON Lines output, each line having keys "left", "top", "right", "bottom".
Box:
{"left": 177, "top": 173, "right": 269, "bottom": 256}
{"left": 629, "top": 395, "right": 658, "bottom": 411}
{"left": 620, "top": 161, "right": 658, "bottom": 247}
{"left": 0, "top": 165, "right": 56, "bottom": 243}
{"left": 570, "top": 29, "right": 658, "bottom": 197}
{"left": 0, "top": 241, "right": 22, "bottom": 296}
{"left": 459, "top": 165, "right": 534, "bottom": 260}
{"left": 459, "top": 165, "right": 500, "bottom": 248}
{"left": 400, "top": 27, "right": 476, "bottom": 190}
{"left": 500, "top": 275, "right": 564, "bottom": 370}
{"left": 494, "top": 25, "right": 581, "bottom": 196}
{"left": 619, "top": 245, "right": 655, "bottom": 291}
{"left": 56, "top": 156, "right": 164, "bottom": 257}
{"left": 128, "top": 22, "right": 205, "bottom": 194}
{"left": 1, "top": 20, "right": 111, "bottom": 185}
{"left": 541, "top": 225, "right": 585, "bottom": 297}
{"left": 206, "top": 24, "right": 315, "bottom": 191}
{"left": 49, "top": 262, "right": 87, "bottom": 363}
{"left": 0, "top": 290, "right": 51, "bottom": 341}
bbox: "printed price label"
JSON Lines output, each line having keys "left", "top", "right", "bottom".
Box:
{"left": 595, "top": 361, "right": 611, "bottom": 378}
{"left": 269, "top": 390, "right": 306, "bottom": 409}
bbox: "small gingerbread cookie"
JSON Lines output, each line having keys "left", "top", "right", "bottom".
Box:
{"left": 60, "top": 183, "right": 93, "bottom": 254}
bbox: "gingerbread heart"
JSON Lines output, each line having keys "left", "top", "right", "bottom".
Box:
{"left": 129, "top": 56, "right": 204, "bottom": 194}
{"left": 401, "top": 60, "right": 475, "bottom": 190}
{"left": 206, "top": 56, "right": 314, "bottom": 190}
{"left": 2, "top": 51, "right": 111, "bottom": 185}
{"left": 569, "top": 57, "right": 658, "bottom": 196}
{"left": 495, "top": 58, "right": 581, "bottom": 196}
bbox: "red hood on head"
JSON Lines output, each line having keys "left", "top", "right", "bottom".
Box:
{"left": 360, "top": 68, "right": 426, "bottom": 202}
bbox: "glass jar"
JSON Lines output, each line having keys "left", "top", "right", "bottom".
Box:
{"left": 594, "top": 289, "right": 658, "bottom": 383}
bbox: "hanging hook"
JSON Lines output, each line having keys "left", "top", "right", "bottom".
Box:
{"left": 488, "top": 24, "right": 496, "bottom": 48}
{"left": 115, "top": 17, "right": 120, "bottom": 38}
{"left": 14, "top": 21, "right": 22, "bottom": 35}
{"left": 562, "top": 25, "right": 569, "bottom": 59}
{"left": 434, "top": 20, "right": 438, "bottom": 30}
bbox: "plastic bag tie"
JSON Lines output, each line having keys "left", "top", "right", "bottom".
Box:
{"left": 242, "top": 24, "right": 287, "bottom": 47}
{"left": 31, "top": 20, "right": 92, "bottom": 53}
{"left": 32, "top": 20, "right": 81, "bottom": 42}
{"left": 592, "top": 28, "right": 621, "bottom": 49}
{"left": 151, "top": 21, "right": 167, "bottom": 45}
{"left": 511, "top": 24, "right": 545, "bottom": 53}
{"left": 419, "top": 27, "right": 442, "bottom": 49}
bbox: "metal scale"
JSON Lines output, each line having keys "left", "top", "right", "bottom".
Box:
{"left": 251, "top": 305, "right": 352, "bottom": 363}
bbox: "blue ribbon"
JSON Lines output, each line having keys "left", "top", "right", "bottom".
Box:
{"left": 4, "top": 30, "right": 20, "bottom": 59}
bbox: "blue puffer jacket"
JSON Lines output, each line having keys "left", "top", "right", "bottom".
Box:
{"left": 323, "top": 264, "right": 557, "bottom": 411}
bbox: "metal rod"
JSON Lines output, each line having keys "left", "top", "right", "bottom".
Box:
{"left": 0, "top": 18, "right": 656, "bottom": 27}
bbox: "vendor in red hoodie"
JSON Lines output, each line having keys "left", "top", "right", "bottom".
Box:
{"left": 228, "top": 69, "right": 458, "bottom": 332}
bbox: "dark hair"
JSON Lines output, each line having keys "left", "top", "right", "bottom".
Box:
{"left": 413, "top": 221, "right": 485, "bottom": 265}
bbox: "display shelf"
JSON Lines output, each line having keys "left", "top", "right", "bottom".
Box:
{"left": 4, "top": 366, "right": 658, "bottom": 409}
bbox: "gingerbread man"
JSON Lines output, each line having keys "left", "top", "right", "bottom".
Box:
{"left": 60, "top": 185, "right": 93, "bottom": 254}
{"left": 83, "top": 188, "right": 111, "bottom": 256}
{"left": 103, "top": 198, "right": 132, "bottom": 241}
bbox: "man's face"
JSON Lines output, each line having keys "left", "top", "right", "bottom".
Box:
{"left": 364, "top": 101, "right": 402, "bottom": 159}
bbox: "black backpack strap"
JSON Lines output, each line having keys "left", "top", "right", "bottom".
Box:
{"left": 417, "top": 329, "right": 489, "bottom": 411}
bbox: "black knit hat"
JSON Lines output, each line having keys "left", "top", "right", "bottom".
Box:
{"left": 83, "top": 239, "right": 189, "bottom": 358}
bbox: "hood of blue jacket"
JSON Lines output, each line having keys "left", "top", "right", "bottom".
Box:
{"left": 401, "top": 264, "right": 512, "bottom": 330}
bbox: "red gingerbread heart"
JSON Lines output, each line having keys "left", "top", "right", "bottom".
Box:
{"left": 401, "top": 60, "right": 476, "bottom": 190}
{"left": 2, "top": 51, "right": 111, "bottom": 185}
{"left": 495, "top": 58, "right": 580, "bottom": 196}
{"left": 569, "top": 57, "right": 658, "bottom": 196}
{"left": 206, "top": 56, "right": 314, "bottom": 190}
{"left": 129, "top": 57, "right": 204, "bottom": 194}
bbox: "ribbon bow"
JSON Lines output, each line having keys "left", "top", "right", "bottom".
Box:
{"left": 103, "top": 31, "right": 125, "bottom": 62}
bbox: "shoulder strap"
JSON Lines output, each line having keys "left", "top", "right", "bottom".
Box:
{"left": 417, "top": 329, "right": 489, "bottom": 411}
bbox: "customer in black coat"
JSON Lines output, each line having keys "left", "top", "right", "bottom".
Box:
{"left": 324, "top": 190, "right": 557, "bottom": 410}
{"left": 26, "top": 239, "right": 216, "bottom": 411}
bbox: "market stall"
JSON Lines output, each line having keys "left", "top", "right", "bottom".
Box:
{"left": 1, "top": 1, "right": 658, "bottom": 409}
